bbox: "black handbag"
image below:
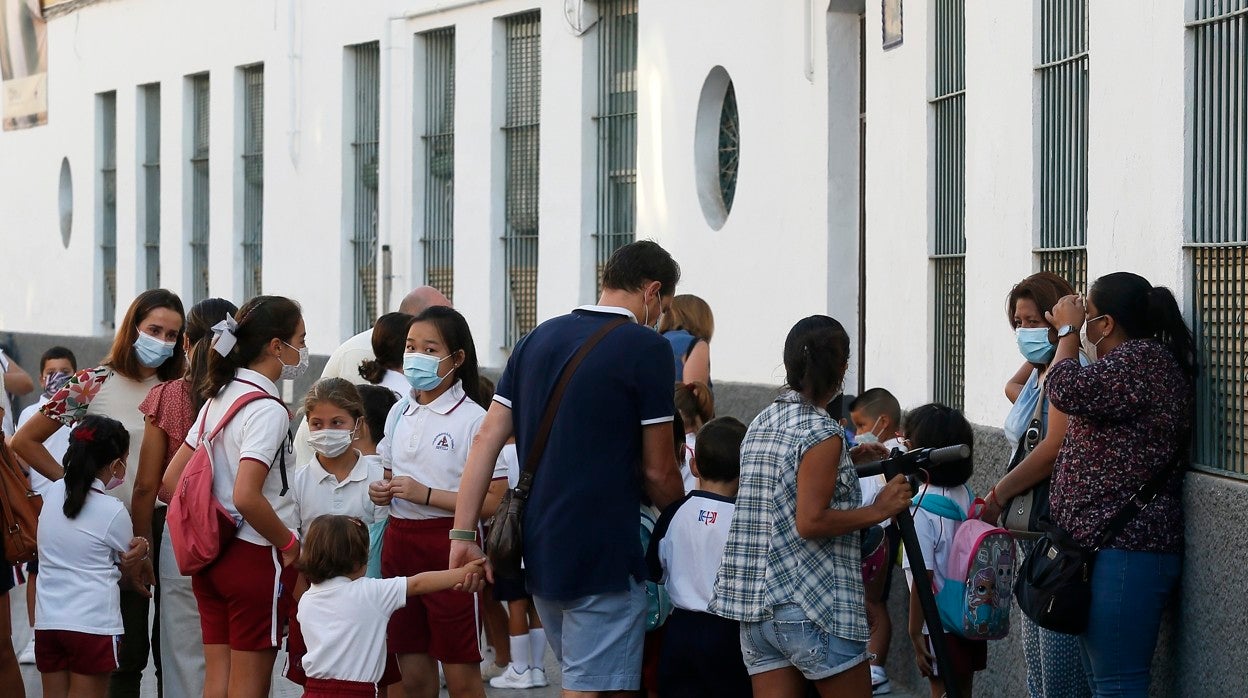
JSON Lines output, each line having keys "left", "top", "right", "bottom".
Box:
{"left": 1003, "top": 374, "right": 1051, "bottom": 536}
{"left": 1015, "top": 453, "right": 1182, "bottom": 634}
{"left": 484, "top": 317, "right": 628, "bottom": 581}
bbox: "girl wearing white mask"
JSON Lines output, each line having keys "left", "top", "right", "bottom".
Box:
{"left": 368, "top": 306, "right": 507, "bottom": 698}
{"left": 160, "top": 295, "right": 306, "bottom": 698}
{"left": 13, "top": 288, "right": 186, "bottom": 697}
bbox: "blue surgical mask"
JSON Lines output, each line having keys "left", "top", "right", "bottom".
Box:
{"left": 133, "top": 332, "right": 177, "bottom": 368}
{"left": 1015, "top": 327, "right": 1056, "bottom": 365}
{"left": 403, "top": 352, "right": 453, "bottom": 391}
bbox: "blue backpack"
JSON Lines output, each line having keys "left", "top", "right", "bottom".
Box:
{"left": 639, "top": 505, "right": 673, "bottom": 631}
{"left": 365, "top": 397, "right": 408, "bottom": 578}
{"left": 913, "top": 488, "right": 1015, "bottom": 640}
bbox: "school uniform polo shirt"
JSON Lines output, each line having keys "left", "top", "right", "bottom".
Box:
{"left": 298, "top": 575, "right": 408, "bottom": 683}
{"left": 648, "top": 491, "right": 737, "bottom": 613}
{"left": 495, "top": 306, "right": 676, "bottom": 601}
{"left": 290, "top": 452, "right": 389, "bottom": 529}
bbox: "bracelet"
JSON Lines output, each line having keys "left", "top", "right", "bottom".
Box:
{"left": 987, "top": 488, "right": 1002, "bottom": 508}
{"left": 448, "top": 528, "right": 477, "bottom": 542}
{"left": 278, "top": 531, "right": 298, "bottom": 552}
{"left": 425, "top": 486, "right": 432, "bottom": 506}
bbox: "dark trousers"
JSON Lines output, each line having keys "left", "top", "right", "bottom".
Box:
{"left": 110, "top": 507, "right": 165, "bottom": 698}
{"left": 657, "top": 609, "right": 752, "bottom": 698}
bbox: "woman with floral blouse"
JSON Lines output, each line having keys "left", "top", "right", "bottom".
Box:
{"left": 1043, "top": 272, "right": 1196, "bottom": 698}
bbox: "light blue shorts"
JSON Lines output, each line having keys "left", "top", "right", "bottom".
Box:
{"left": 532, "top": 579, "right": 646, "bottom": 692}
{"left": 740, "top": 602, "right": 869, "bottom": 680}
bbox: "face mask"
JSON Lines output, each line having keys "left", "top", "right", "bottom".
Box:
{"left": 403, "top": 352, "right": 453, "bottom": 391}
{"left": 855, "top": 416, "right": 883, "bottom": 445}
{"left": 133, "top": 332, "right": 177, "bottom": 368}
{"left": 642, "top": 291, "right": 661, "bottom": 331}
{"left": 42, "top": 370, "right": 71, "bottom": 399}
{"left": 1080, "top": 315, "right": 1108, "bottom": 363}
{"left": 104, "top": 461, "right": 125, "bottom": 491}
{"left": 1016, "top": 327, "right": 1057, "bottom": 364}
{"left": 279, "top": 342, "right": 310, "bottom": 380}
{"left": 308, "top": 427, "right": 355, "bottom": 458}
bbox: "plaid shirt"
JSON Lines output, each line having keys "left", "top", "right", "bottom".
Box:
{"left": 710, "top": 391, "right": 868, "bottom": 642}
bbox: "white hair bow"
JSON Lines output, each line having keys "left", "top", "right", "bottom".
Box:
{"left": 211, "top": 316, "right": 239, "bottom": 357}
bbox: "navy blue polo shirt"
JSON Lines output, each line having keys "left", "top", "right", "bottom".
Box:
{"left": 494, "top": 306, "right": 675, "bottom": 600}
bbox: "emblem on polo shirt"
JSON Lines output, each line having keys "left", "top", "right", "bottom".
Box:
{"left": 432, "top": 432, "right": 455, "bottom": 451}
{"left": 698, "top": 510, "right": 718, "bottom": 525}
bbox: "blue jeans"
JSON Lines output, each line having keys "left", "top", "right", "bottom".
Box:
{"left": 1081, "top": 548, "right": 1181, "bottom": 698}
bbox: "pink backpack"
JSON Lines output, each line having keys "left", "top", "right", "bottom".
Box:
{"left": 167, "top": 391, "right": 285, "bottom": 575}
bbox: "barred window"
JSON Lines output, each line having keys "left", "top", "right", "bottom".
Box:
{"left": 930, "top": 0, "right": 965, "bottom": 410}
{"left": 140, "top": 83, "right": 161, "bottom": 290}
{"left": 503, "top": 11, "right": 541, "bottom": 348}
{"left": 1035, "top": 0, "right": 1088, "bottom": 292}
{"left": 349, "top": 41, "right": 381, "bottom": 334}
{"left": 189, "top": 73, "right": 210, "bottom": 304}
{"left": 98, "top": 91, "right": 117, "bottom": 330}
{"left": 1187, "top": 1, "right": 1248, "bottom": 476}
{"left": 422, "top": 28, "right": 455, "bottom": 302}
{"left": 241, "top": 64, "right": 264, "bottom": 299}
{"left": 594, "top": 0, "right": 637, "bottom": 291}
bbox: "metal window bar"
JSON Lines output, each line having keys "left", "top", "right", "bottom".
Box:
{"left": 142, "top": 84, "right": 161, "bottom": 290}
{"left": 503, "top": 12, "right": 541, "bottom": 348}
{"left": 422, "top": 28, "right": 455, "bottom": 302}
{"left": 594, "top": 0, "right": 637, "bottom": 291}
{"left": 1187, "top": 1, "right": 1248, "bottom": 475}
{"left": 100, "top": 91, "right": 117, "bottom": 329}
{"left": 190, "top": 74, "right": 210, "bottom": 303}
{"left": 1036, "top": 0, "right": 1089, "bottom": 292}
{"left": 930, "top": 0, "right": 966, "bottom": 409}
{"left": 242, "top": 65, "right": 264, "bottom": 299}
{"left": 351, "top": 42, "right": 381, "bottom": 333}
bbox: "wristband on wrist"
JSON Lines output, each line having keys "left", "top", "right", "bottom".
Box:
{"left": 987, "top": 488, "right": 1002, "bottom": 508}
{"left": 448, "top": 528, "right": 477, "bottom": 542}
{"left": 278, "top": 531, "right": 298, "bottom": 552}
{"left": 425, "top": 486, "right": 432, "bottom": 506}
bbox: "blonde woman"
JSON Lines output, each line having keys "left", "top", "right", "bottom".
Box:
{"left": 658, "top": 294, "right": 714, "bottom": 386}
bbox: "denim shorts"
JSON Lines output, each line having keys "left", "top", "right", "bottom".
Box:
{"left": 531, "top": 579, "right": 647, "bottom": 692}
{"left": 739, "top": 602, "right": 869, "bottom": 680}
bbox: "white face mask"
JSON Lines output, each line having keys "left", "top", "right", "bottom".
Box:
{"left": 308, "top": 427, "right": 355, "bottom": 458}
{"left": 1080, "top": 315, "right": 1108, "bottom": 363}
{"left": 280, "top": 341, "right": 310, "bottom": 380}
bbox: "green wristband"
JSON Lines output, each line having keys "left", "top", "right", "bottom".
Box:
{"left": 448, "top": 528, "right": 477, "bottom": 542}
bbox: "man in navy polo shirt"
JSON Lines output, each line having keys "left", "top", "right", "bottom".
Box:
{"left": 451, "top": 240, "right": 685, "bottom": 695}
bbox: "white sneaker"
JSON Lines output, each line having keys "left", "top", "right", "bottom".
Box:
{"left": 480, "top": 646, "right": 507, "bottom": 680}
{"left": 438, "top": 661, "right": 446, "bottom": 687}
{"left": 17, "top": 638, "right": 35, "bottom": 665}
{"left": 489, "top": 665, "right": 535, "bottom": 689}
{"left": 870, "top": 664, "right": 891, "bottom": 695}
{"left": 530, "top": 666, "right": 549, "bottom": 687}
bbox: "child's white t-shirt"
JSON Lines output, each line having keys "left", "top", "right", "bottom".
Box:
{"left": 290, "top": 452, "right": 389, "bottom": 529}
{"left": 35, "top": 480, "right": 132, "bottom": 635}
{"left": 298, "top": 575, "right": 408, "bottom": 683}
{"left": 858, "top": 437, "right": 907, "bottom": 529}
{"left": 902, "top": 483, "right": 972, "bottom": 634}
{"left": 654, "top": 491, "right": 736, "bottom": 612}
{"left": 18, "top": 396, "right": 67, "bottom": 495}
{"left": 678, "top": 432, "right": 697, "bottom": 494}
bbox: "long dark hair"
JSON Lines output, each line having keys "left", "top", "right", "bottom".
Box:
{"left": 199, "top": 296, "right": 302, "bottom": 401}
{"left": 360, "top": 312, "right": 415, "bottom": 384}
{"left": 1089, "top": 272, "right": 1198, "bottom": 378}
{"left": 104, "top": 289, "right": 187, "bottom": 381}
{"left": 411, "top": 306, "right": 483, "bottom": 406}
{"left": 783, "top": 315, "right": 851, "bottom": 403}
{"left": 185, "top": 298, "right": 239, "bottom": 412}
{"left": 63, "top": 416, "right": 130, "bottom": 519}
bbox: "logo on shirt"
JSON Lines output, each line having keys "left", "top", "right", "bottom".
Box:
{"left": 432, "top": 432, "right": 455, "bottom": 451}
{"left": 698, "top": 510, "right": 718, "bottom": 526}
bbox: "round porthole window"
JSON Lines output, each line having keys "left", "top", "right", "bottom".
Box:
{"left": 694, "top": 67, "right": 739, "bottom": 230}
{"left": 58, "top": 157, "right": 73, "bottom": 248}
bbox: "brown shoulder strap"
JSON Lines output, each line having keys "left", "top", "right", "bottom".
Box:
{"left": 516, "top": 317, "right": 630, "bottom": 493}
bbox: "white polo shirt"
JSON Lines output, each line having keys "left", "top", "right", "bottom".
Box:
{"left": 184, "top": 368, "right": 294, "bottom": 546}
{"left": 679, "top": 432, "right": 697, "bottom": 494}
{"left": 378, "top": 380, "right": 504, "bottom": 520}
{"left": 298, "top": 575, "right": 407, "bottom": 683}
{"left": 35, "top": 480, "right": 132, "bottom": 635}
{"left": 380, "top": 370, "right": 410, "bottom": 399}
{"left": 654, "top": 492, "right": 737, "bottom": 613}
{"left": 291, "top": 452, "right": 388, "bottom": 529}
{"left": 18, "top": 397, "right": 66, "bottom": 495}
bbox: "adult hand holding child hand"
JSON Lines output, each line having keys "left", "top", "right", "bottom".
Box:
{"left": 452, "top": 558, "right": 487, "bottom": 593}
{"left": 368, "top": 478, "right": 394, "bottom": 506}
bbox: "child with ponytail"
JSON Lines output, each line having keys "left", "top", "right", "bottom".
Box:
{"left": 35, "top": 415, "right": 149, "bottom": 698}
{"left": 673, "top": 381, "right": 714, "bottom": 493}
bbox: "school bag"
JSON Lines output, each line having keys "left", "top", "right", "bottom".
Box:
{"left": 365, "top": 397, "right": 408, "bottom": 578}
{"left": 913, "top": 488, "right": 1015, "bottom": 640}
{"left": 168, "top": 390, "right": 287, "bottom": 575}
{"left": 0, "top": 438, "right": 41, "bottom": 564}
{"left": 639, "top": 504, "right": 673, "bottom": 631}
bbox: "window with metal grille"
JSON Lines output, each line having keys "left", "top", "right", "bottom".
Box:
{"left": 141, "top": 84, "right": 161, "bottom": 290}
{"left": 350, "top": 42, "right": 381, "bottom": 334}
{"left": 930, "top": 0, "right": 965, "bottom": 410}
{"left": 242, "top": 64, "right": 264, "bottom": 299}
{"left": 422, "top": 28, "right": 455, "bottom": 302}
{"left": 99, "top": 91, "right": 117, "bottom": 330}
{"left": 503, "top": 12, "right": 541, "bottom": 348}
{"left": 594, "top": 0, "right": 636, "bottom": 291}
{"left": 190, "top": 73, "right": 210, "bottom": 303}
{"left": 1036, "top": 0, "right": 1089, "bottom": 293}
{"left": 1187, "top": 0, "right": 1248, "bottom": 477}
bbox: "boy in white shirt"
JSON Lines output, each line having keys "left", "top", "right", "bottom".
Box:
{"left": 646, "top": 416, "right": 750, "bottom": 698}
